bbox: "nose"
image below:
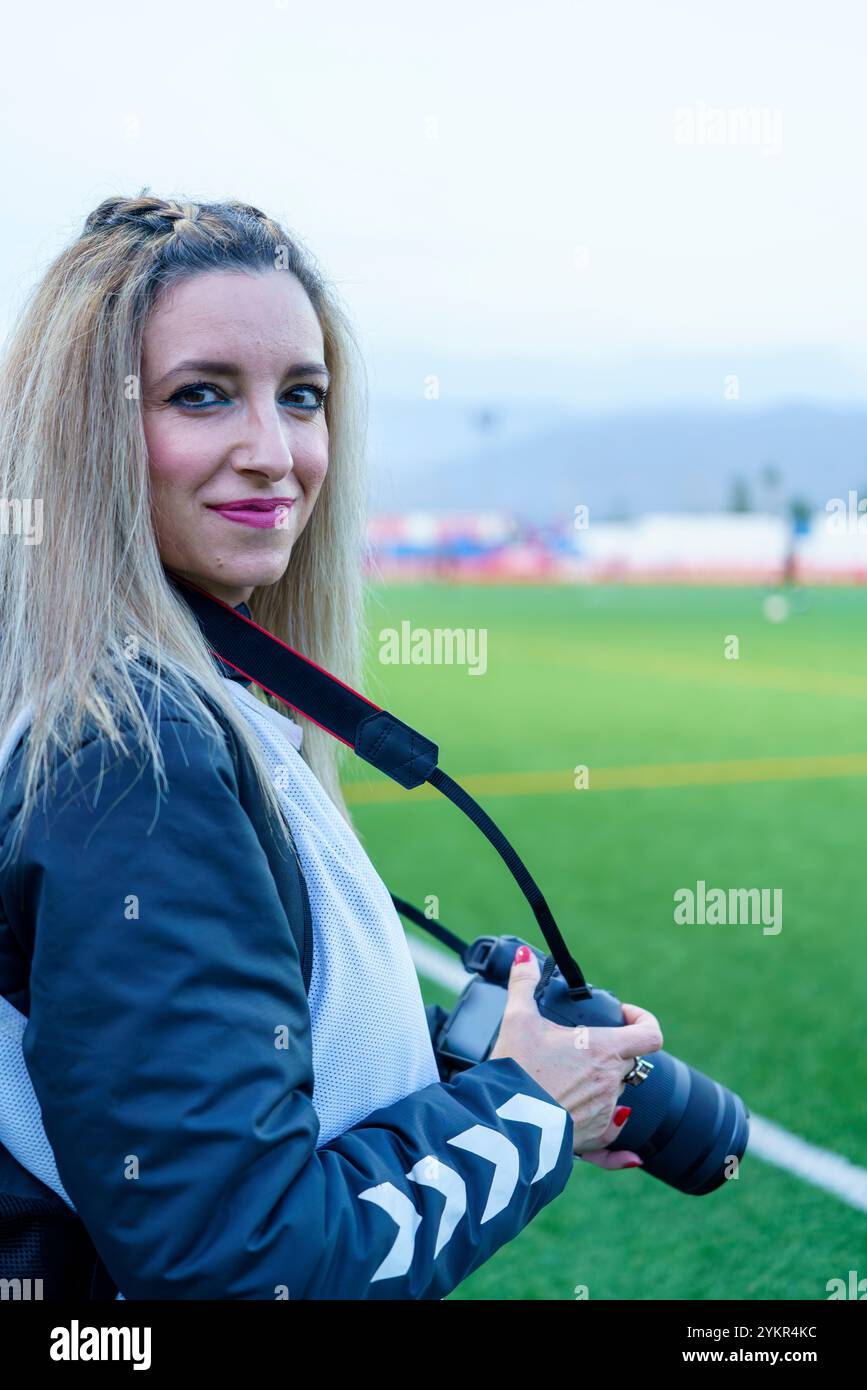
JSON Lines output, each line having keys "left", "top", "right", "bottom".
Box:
{"left": 228, "top": 400, "right": 295, "bottom": 481}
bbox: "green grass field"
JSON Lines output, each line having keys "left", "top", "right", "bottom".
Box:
{"left": 343, "top": 583, "right": 867, "bottom": 1301}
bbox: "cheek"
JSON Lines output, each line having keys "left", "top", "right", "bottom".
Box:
{"left": 144, "top": 415, "right": 211, "bottom": 497}
{"left": 302, "top": 434, "right": 329, "bottom": 492}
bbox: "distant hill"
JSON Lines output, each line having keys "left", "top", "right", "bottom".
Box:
{"left": 368, "top": 401, "right": 867, "bottom": 524}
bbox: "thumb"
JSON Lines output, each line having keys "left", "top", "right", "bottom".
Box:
{"left": 505, "top": 943, "right": 542, "bottom": 1009}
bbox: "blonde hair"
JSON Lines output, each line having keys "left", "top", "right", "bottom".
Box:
{"left": 0, "top": 189, "right": 370, "bottom": 868}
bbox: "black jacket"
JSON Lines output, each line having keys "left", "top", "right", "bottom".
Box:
{"left": 0, "top": 604, "right": 573, "bottom": 1299}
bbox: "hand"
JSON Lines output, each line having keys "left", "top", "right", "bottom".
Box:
{"left": 489, "top": 947, "right": 663, "bottom": 1169}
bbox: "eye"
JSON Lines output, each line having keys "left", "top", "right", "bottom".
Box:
{"left": 166, "top": 382, "right": 229, "bottom": 409}
{"left": 283, "top": 383, "right": 328, "bottom": 413}
{"left": 164, "top": 381, "right": 328, "bottom": 413}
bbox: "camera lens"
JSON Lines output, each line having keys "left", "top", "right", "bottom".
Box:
{"left": 609, "top": 1051, "right": 750, "bottom": 1194}
{"left": 533, "top": 977, "right": 750, "bottom": 1195}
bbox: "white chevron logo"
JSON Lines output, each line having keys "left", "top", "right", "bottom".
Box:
{"left": 358, "top": 1181, "right": 422, "bottom": 1282}
{"left": 446, "top": 1125, "right": 519, "bottom": 1222}
{"left": 406, "top": 1155, "right": 467, "bottom": 1256}
{"left": 495, "top": 1092, "right": 569, "bottom": 1182}
{"left": 358, "top": 1089, "right": 567, "bottom": 1281}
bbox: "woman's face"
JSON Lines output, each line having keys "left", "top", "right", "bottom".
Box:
{"left": 142, "top": 268, "right": 330, "bottom": 607}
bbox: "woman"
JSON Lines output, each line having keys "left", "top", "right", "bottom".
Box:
{"left": 0, "top": 191, "right": 662, "bottom": 1300}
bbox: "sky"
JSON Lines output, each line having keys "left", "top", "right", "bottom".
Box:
{"left": 1, "top": 0, "right": 866, "bottom": 411}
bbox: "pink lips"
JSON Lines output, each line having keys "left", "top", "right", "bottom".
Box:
{"left": 208, "top": 500, "right": 296, "bottom": 530}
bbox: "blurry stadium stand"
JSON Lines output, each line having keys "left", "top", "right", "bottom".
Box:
{"left": 366, "top": 510, "right": 867, "bottom": 583}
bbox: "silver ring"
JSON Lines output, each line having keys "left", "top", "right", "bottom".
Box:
{"left": 622, "top": 1056, "right": 654, "bottom": 1087}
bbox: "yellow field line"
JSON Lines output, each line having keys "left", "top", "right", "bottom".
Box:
{"left": 547, "top": 647, "right": 867, "bottom": 699}
{"left": 342, "top": 753, "right": 867, "bottom": 804}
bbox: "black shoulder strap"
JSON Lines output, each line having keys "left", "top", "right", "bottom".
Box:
{"left": 167, "top": 571, "right": 588, "bottom": 996}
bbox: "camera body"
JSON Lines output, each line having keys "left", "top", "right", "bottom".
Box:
{"left": 432, "top": 934, "right": 750, "bottom": 1196}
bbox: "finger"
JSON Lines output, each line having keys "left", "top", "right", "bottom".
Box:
{"left": 578, "top": 1149, "right": 644, "bottom": 1171}
{"left": 579, "top": 1149, "right": 643, "bottom": 1170}
{"left": 621, "top": 1002, "right": 656, "bottom": 1028}
{"left": 595, "top": 1105, "right": 635, "bottom": 1148}
{"left": 596, "top": 1003, "right": 664, "bottom": 1059}
{"left": 502, "top": 944, "right": 542, "bottom": 1012}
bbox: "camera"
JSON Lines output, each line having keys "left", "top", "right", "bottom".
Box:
{"left": 432, "top": 933, "right": 750, "bottom": 1196}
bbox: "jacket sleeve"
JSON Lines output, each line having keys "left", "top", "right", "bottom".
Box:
{"left": 7, "top": 713, "right": 574, "bottom": 1300}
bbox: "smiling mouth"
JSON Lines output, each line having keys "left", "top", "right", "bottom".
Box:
{"left": 208, "top": 500, "right": 296, "bottom": 530}
{"left": 209, "top": 499, "right": 297, "bottom": 512}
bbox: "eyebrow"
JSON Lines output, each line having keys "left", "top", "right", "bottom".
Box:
{"left": 152, "top": 359, "right": 330, "bottom": 388}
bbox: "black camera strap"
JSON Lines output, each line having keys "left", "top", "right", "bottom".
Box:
{"left": 167, "top": 571, "right": 587, "bottom": 994}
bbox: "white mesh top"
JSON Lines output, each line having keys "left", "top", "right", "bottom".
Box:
{"left": 221, "top": 677, "right": 440, "bottom": 1148}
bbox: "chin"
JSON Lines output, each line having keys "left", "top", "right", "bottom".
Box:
{"left": 209, "top": 551, "right": 292, "bottom": 592}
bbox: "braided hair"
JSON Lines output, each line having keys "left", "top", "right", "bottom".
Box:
{"left": 79, "top": 188, "right": 305, "bottom": 274}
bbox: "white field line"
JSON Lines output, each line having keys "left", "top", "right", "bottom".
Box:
{"left": 407, "top": 938, "right": 867, "bottom": 1216}
{"left": 745, "top": 1117, "right": 867, "bottom": 1214}
{"left": 410, "top": 937, "right": 474, "bottom": 992}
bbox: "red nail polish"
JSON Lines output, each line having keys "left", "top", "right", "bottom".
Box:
{"left": 624, "top": 1161, "right": 642, "bottom": 1168}
{"left": 513, "top": 945, "right": 531, "bottom": 964}
{"left": 613, "top": 1106, "right": 631, "bottom": 1126}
